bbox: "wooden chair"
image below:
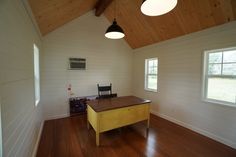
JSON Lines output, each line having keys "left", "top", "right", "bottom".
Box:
{"left": 97, "top": 83, "right": 114, "bottom": 99}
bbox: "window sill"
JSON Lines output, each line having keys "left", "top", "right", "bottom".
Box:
{"left": 202, "top": 98, "right": 236, "bottom": 108}
{"left": 144, "top": 88, "right": 157, "bottom": 93}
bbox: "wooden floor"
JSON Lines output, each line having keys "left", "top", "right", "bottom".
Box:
{"left": 37, "top": 114, "right": 236, "bottom": 157}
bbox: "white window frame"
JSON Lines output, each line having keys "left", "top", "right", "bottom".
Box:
{"left": 34, "top": 44, "right": 40, "bottom": 106}
{"left": 202, "top": 47, "right": 236, "bottom": 107}
{"left": 145, "top": 58, "right": 158, "bottom": 92}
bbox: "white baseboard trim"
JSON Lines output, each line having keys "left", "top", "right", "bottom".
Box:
{"left": 32, "top": 120, "right": 44, "bottom": 157}
{"left": 45, "top": 113, "right": 70, "bottom": 121}
{"left": 151, "top": 110, "right": 236, "bottom": 149}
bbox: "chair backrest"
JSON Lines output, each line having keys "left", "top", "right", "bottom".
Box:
{"left": 97, "top": 83, "right": 112, "bottom": 99}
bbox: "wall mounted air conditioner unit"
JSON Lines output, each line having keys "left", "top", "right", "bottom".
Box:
{"left": 68, "top": 58, "right": 86, "bottom": 70}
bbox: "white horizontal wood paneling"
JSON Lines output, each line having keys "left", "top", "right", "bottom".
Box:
{"left": 1, "top": 1, "right": 236, "bottom": 155}
{"left": 41, "top": 11, "right": 133, "bottom": 119}
{"left": 0, "top": 0, "right": 43, "bottom": 156}
{"left": 133, "top": 21, "right": 236, "bottom": 148}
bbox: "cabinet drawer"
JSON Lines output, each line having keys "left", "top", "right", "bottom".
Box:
{"left": 99, "top": 104, "right": 149, "bottom": 132}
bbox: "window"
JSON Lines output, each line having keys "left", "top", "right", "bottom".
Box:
{"left": 203, "top": 47, "right": 236, "bottom": 107}
{"left": 145, "top": 58, "right": 158, "bottom": 92}
{"left": 34, "top": 44, "right": 40, "bottom": 106}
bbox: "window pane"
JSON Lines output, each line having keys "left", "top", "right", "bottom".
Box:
{"left": 223, "top": 63, "right": 236, "bottom": 75}
{"left": 223, "top": 50, "right": 236, "bottom": 63}
{"left": 148, "top": 67, "right": 157, "bottom": 74}
{"left": 148, "top": 59, "right": 157, "bottom": 75}
{"left": 145, "top": 58, "right": 158, "bottom": 91}
{"left": 207, "top": 78, "right": 236, "bottom": 103}
{"left": 34, "top": 44, "right": 40, "bottom": 106}
{"left": 153, "top": 60, "right": 157, "bottom": 66}
{"left": 148, "top": 60, "right": 154, "bottom": 68}
{"left": 147, "top": 75, "right": 157, "bottom": 90}
{"left": 153, "top": 66, "right": 157, "bottom": 74}
{"left": 209, "top": 52, "right": 222, "bottom": 63}
{"left": 148, "top": 67, "right": 154, "bottom": 74}
{"left": 208, "top": 63, "right": 221, "bottom": 75}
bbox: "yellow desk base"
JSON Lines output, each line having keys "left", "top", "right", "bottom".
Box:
{"left": 87, "top": 104, "right": 150, "bottom": 146}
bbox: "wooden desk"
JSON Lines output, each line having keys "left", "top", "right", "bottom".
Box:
{"left": 87, "top": 96, "right": 151, "bottom": 146}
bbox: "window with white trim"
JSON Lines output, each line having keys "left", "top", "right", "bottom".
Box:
{"left": 34, "top": 44, "right": 40, "bottom": 106}
{"left": 203, "top": 47, "right": 236, "bottom": 107}
{"left": 145, "top": 58, "right": 158, "bottom": 92}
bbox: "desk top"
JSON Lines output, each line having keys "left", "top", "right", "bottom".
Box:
{"left": 87, "top": 96, "right": 151, "bottom": 112}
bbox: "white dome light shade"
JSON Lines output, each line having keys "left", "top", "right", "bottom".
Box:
{"left": 105, "top": 32, "right": 125, "bottom": 39}
{"left": 105, "top": 19, "right": 125, "bottom": 39}
{"left": 141, "top": 0, "right": 178, "bottom": 16}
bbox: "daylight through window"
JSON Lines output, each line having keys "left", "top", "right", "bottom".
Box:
{"left": 34, "top": 44, "right": 40, "bottom": 106}
{"left": 145, "top": 58, "right": 158, "bottom": 92}
{"left": 203, "top": 47, "right": 236, "bottom": 106}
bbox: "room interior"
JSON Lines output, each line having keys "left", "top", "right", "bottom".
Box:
{"left": 0, "top": 0, "right": 236, "bottom": 157}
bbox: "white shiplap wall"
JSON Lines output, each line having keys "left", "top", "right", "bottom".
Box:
{"left": 0, "top": 0, "right": 43, "bottom": 156}
{"left": 41, "top": 11, "right": 133, "bottom": 119}
{"left": 1, "top": 1, "right": 235, "bottom": 155}
{"left": 133, "top": 21, "right": 236, "bottom": 148}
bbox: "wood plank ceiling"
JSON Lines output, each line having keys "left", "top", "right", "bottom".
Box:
{"left": 28, "top": 0, "right": 236, "bottom": 49}
{"left": 28, "top": 0, "right": 98, "bottom": 36}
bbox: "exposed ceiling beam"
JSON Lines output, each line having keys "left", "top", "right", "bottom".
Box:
{"left": 95, "top": 0, "right": 114, "bottom": 16}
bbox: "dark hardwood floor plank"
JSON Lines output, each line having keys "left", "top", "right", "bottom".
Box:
{"left": 36, "top": 114, "right": 236, "bottom": 157}
{"left": 36, "top": 120, "right": 55, "bottom": 157}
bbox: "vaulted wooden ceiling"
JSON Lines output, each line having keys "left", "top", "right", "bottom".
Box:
{"left": 28, "top": 0, "right": 236, "bottom": 49}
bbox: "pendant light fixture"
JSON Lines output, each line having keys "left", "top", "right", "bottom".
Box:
{"left": 105, "top": 0, "right": 125, "bottom": 39}
{"left": 141, "top": 0, "right": 178, "bottom": 16}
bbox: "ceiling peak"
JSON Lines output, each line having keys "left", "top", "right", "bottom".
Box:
{"left": 95, "top": 0, "right": 114, "bottom": 16}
